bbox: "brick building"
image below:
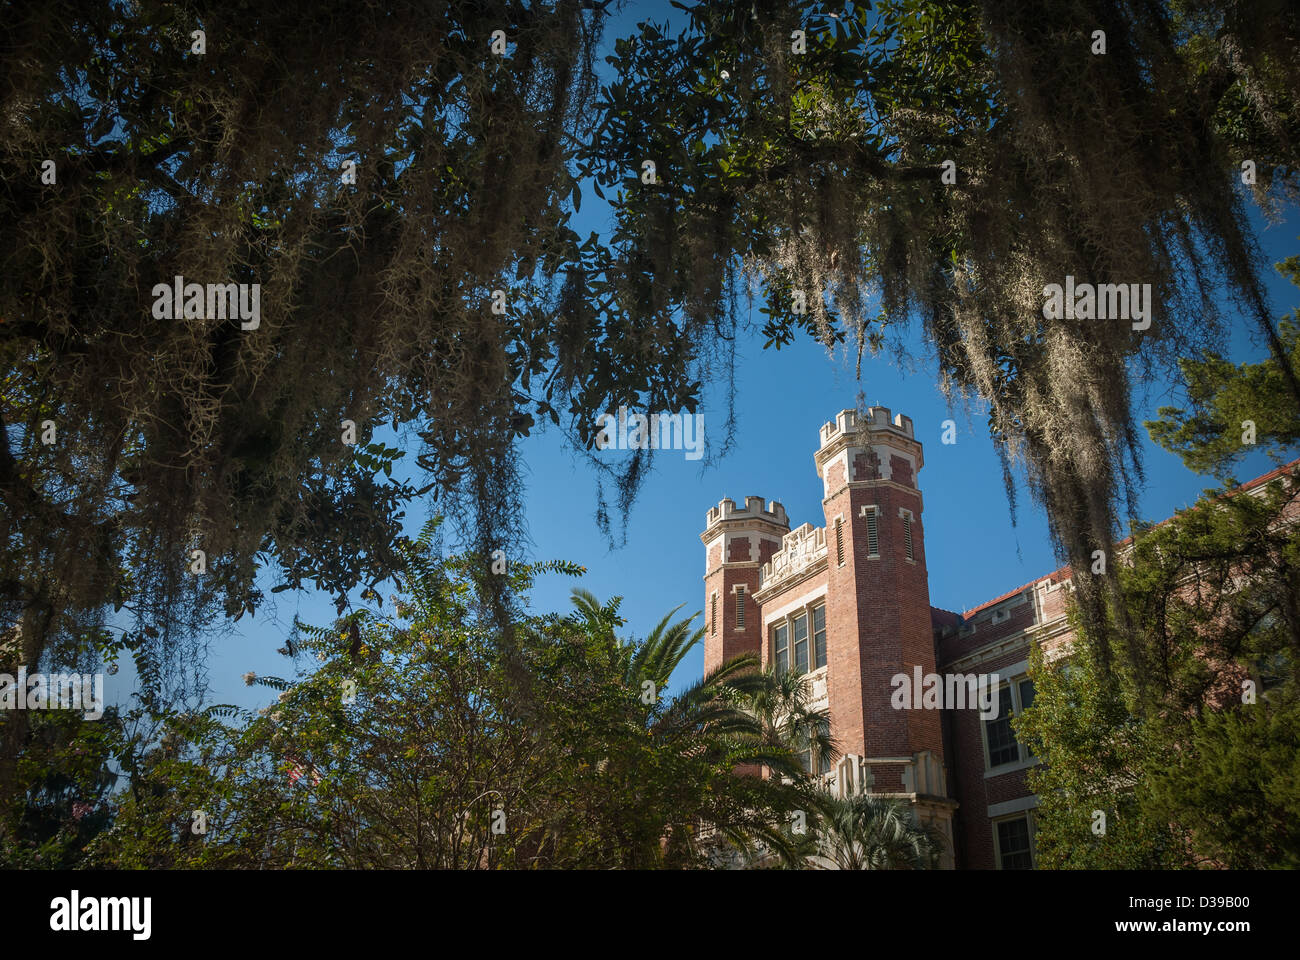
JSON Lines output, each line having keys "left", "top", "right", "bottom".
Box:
{"left": 700, "top": 406, "right": 1289, "bottom": 869}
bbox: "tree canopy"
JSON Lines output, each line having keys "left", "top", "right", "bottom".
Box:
{"left": 3, "top": 0, "right": 709, "bottom": 709}
{"left": 583, "top": 0, "right": 1300, "bottom": 641}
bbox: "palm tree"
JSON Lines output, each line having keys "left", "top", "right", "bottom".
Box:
{"left": 808, "top": 793, "right": 946, "bottom": 870}
{"left": 570, "top": 590, "right": 706, "bottom": 694}
{"left": 566, "top": 590, "right": 950, "bottom": 870}
{"left": 565, "top": 589, "right": 828, "bottom": 867}
{"left": 568, "top": 589, "right": 834, "bottom": 784}
{"left": 741, "top": 666, "right": 838, "bottom": 779}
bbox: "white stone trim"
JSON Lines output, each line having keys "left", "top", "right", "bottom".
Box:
{"left": 984, "top": 755, "right": 1040, "bottom": 779}
{"left": 987, "top": 795, "right": 1039, "bottom": 819}
{"left": 763, "top": 587, "right": 827, "bottom": 625}
{"left": 821, "top": 449, "right": 849, "bottom": 499}
{"left": 1001, "top": 659, "right": 1030, "bottom": 679}
{"left": 879, "top": 447, "right": 917, "bottom": 483}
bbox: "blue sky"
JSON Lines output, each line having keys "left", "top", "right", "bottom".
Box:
{"left": 99, "top": 0, "right": 1300, "bottom": 714}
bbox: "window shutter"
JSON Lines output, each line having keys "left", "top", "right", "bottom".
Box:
{"left": 866, "top": 511, "right": 879, "bottom": 555}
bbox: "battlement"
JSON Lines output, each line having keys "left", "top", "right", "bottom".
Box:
{"left": 705, "top": 496, "right": 789, "bottom": 530}
{"left": 819, "top": 406, "right": 915, "bottom": 449}
{"left": 758, "top": 522, "right": 827, "bottom": 590}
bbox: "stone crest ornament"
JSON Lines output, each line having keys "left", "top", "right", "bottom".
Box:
{"left": 761, "top": 523, "right": 826, "bottom": 589}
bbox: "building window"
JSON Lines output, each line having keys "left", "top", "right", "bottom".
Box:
{"left": 813, "top": 604, "right": 827, "bottom": 669}
{"left": 995, "top": 814, "right": 1035, "bottom": 869}
{"left": 798, "top": 718, "right": 833, "bottom": 775}
{"left": 1018, "top": 678, "right": 1035, "bottom": 757}
{"left": 736, "top": 586, "right": 746, "bottom": 628}
{"left": 835, "top": 518, "right": 844, "bottom": 566}
{"left": 1256, "top": 650, "right": 1289, "bottom": 694}
{"left": 773, "top": 623, "right": 789, "bottom": 674}
{"left": 710, "top": 593, "right": 716, "bottom": 636}
{"left": 865, "top": 510, "right": 879, "bottom": 556}
{"left": 792, "top": 613, "right": 809, "bottom": 673}
{"left": 984, "top": 676, "right": 1037, "bottom": 770}
{"left": 1249, "top": 613, "right": 1288, "bottom": 695}
{"left": 985, "top": 687, "right": 1018, "bottom": 766}
{"left": 902, "top": 514, "right": 914, "bottom": 560}
{"left": 774, "top": 606, "right": 827, "bottom": 676}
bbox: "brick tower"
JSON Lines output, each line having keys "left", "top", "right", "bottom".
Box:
{"left": 700, "top": 496, "right": 789, "bottom": 674}
{"left": 816, "top": 407, "right": 955, "bottom": 859}
{"left": 817, "top": 407, "right": 938, "bottom": 780}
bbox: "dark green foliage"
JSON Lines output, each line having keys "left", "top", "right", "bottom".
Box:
{"left": 90, "top": 522, "right": 826, "bottom": 868}
{"left": 0, "top": 0, "right": 703, "bottom": 817}
{"left": 803, "top": 793, "right": 945, "bottom": 870}
{"left": 1019, "top": 642, "right": 1193, "bottom": 869}
{"left": 1147, "top": 694, "right": 1300, "bottom": 869}
{"left": 0, "top": 709, "right": 120, "bottom": 869}
{"left": 1148, "top": 254, "right": 1300, "bottom": 476}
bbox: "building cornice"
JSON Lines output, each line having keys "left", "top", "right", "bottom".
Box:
{"left": 822, "top": 478, "right": 924, "bottom": 510}
{"left": 753, "top": 554, "right": 827, "bottom": 604}
{"left": 702, "top": 560, "right": 759, "bottom": 580}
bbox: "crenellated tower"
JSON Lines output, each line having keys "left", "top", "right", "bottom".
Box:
{"left": 700, "top": 496, "right": 789, "bottom": 674}
{"left": 815, "top": 407, "right": 948, "bottom": 795}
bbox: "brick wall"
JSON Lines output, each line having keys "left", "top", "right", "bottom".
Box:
{"left": 824, "top": 481, "right": 942, "bottom": 793}
{"left": 944, "top": 643, "right": 1037, "bottom": 869}
{"left": 703, "top": 563, "right": 763, "bottom": 675}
